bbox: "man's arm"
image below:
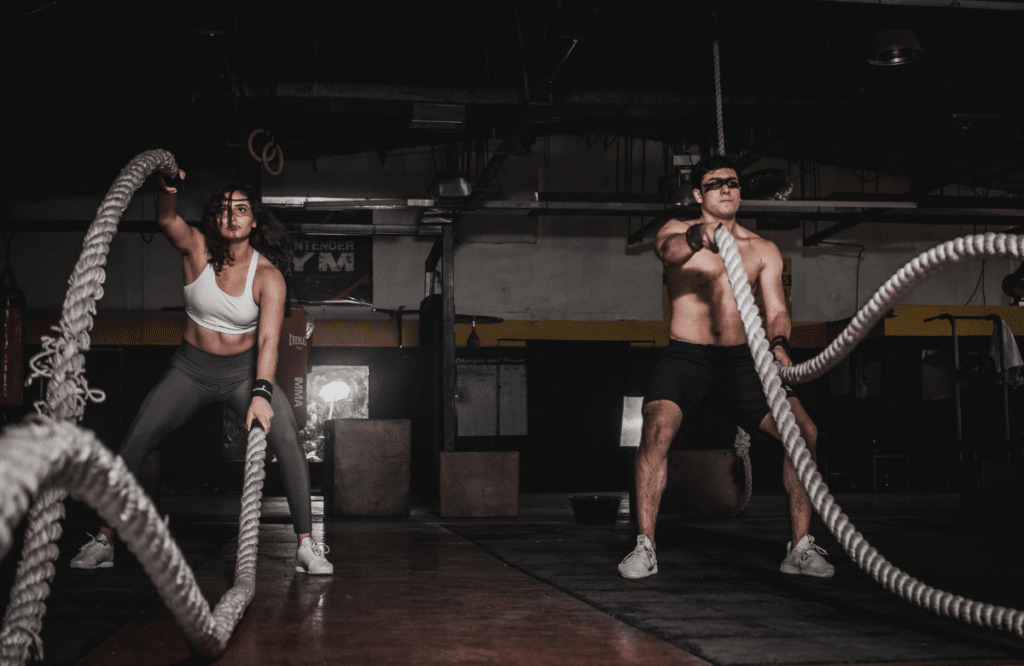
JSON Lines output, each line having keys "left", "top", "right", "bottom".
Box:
{"left": 656, "top": 220, "right": 718, "bottom": 266}
{"left": 156, "top": 170, "right": 202, "bottom": 256}
{"left": 247, "top": 265, "right": 287, "bottom": 432}
{"left": 758, "top": 241, "right": 793, "bottom": 366}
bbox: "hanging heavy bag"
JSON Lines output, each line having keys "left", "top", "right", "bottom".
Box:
{"left": 1, "top": 262, "right": 26, "bottom": 407}
{"left": 276, "top": 301, "right": 312, "bottom": 429}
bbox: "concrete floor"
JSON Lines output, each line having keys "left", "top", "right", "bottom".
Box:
{"left": 2, "top": 491, "right": 1023, "bottom": 665}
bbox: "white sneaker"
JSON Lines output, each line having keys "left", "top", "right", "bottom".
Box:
{"left": 295, "top": 537, "right": 333, "bottom": 575}
{"left": 618, "top": 535, "right": 658, "bottom": 579}
{"left": 70, "top": 533, "right": 114, "bottom": 570}
{"left": 780, "top": 534, "right": 834, "bottom": 578}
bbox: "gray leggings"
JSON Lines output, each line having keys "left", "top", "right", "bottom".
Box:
{"left": 118, "top": 341, "right": 312, "bottom": 534}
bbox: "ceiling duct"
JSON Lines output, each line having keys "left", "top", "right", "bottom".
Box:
{"left": 426, "top": 174, "right": 473, "bottom": 199}
{"left": 868, "top": 29, "right": 924, "bottom": 65}
{"left": 410, "top": 103, "right": 465, "bottom": 130}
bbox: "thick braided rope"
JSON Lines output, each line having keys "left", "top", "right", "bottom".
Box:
{"left": 778, "top": 233, "right": 1024, "bottom": 386}
{"left": 26, "top": 149, "right": 178, "bottom": 422}
{"left": 2, "top": 150, "right": 179, "bottom": 666}
{"left": 715, "top": 225, "right": 1024, "bottom": 638}
{"left": 0, "top": 484, "right": 63, "bottom": 663}
{"left": 2, "top": 149, "right": 267, "bottom": 664}
{"left": 0, "top": 416, "right": 269, "bottom": 662}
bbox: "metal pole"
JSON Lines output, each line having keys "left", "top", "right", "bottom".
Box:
{"left": 951, "top": 318, "right": 962, "bottom": 442}
{"left": 989, "top": 315, "right": 1011, "bottom": 441}
{"left": 441, "top": 223, "right": 456, "bottom": 453}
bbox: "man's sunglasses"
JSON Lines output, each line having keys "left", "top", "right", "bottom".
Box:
{"left": 703, "top": 178, "right": 740, "bottom": 192}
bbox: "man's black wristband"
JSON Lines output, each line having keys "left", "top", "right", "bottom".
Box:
{"left": 252, "top": 379, "right": 273, "bottom": 402}
{"left": 769, "top": 335, "right": 791, "bottom": 356}
{"left": 686, "top": 223, "right": 705, "bottom": 252}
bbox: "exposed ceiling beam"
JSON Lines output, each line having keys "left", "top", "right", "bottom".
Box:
{"left": 802, "top": 219, "right": 867, "bottom": 246}
{"left": 245, "top": 83, "right": 821, "bottom": 107}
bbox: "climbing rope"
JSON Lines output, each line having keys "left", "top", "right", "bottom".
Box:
{"left": 710, "top": 15, "right": 752, "bottom": 506}
{"left": 712, "top": 13, "right": 725, "bottom": 157}
{"left": 0, "top": 149, "right": 269, "bottom": 665}
{"left": 715, "top": 225, "right": 1024, "bottom": 638}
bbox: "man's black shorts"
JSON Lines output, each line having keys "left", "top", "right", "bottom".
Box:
{"left": 643, "top": 338, "right": 795, "bottom": 433}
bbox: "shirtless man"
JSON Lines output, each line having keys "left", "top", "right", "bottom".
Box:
{"left": 617, "top": 154, "right": 833, "bottom": 580}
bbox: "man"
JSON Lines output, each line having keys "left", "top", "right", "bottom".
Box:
{"left": 618, "top": 154, "right": 833, "bottom": 580}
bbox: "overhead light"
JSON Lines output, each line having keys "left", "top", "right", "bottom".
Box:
{"left": 467, "top": 320, "right": 482, "bottom": 350}
{"left": 868, "top": 29, "right": 924, "bottom": 66}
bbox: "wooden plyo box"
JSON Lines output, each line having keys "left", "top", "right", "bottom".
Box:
{"left": 439, "top": 451, "right": 519, "bottom": 517}
{"left": 660, "top": 449, "right": 740, "bottom": 517}
{"left": 324, "top": 419, "right": 411, "bottom": 517}
{"left": 627, "top": 449, "right": 741, "bottom": 521}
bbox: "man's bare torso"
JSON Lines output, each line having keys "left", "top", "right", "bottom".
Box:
{"left": 660, "top": 219, "right": 773, "bottom": 346}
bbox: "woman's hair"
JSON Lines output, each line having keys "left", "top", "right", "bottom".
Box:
{"left": 200, "top": 183, "right": 294, "bottom": 273}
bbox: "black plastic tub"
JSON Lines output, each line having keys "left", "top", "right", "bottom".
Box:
{"left": 568, "top": 495, "right": 623, "bottom": 525}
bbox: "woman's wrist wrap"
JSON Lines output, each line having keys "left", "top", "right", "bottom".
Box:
{"left": 252, "top": 379, "right": 273, "bottom": 403}
{"left": 686, "top": 223, "right": 705, "bottom": 252}
{"left": 769, "top": 335, "right": 791, "bottom": 356}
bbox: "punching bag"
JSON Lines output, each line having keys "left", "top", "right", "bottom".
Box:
{"left": 1, "top": 263, "right": 26, "bottom": 407}
{"left": 277, "top": 302, "right": 312, "bottom": 429}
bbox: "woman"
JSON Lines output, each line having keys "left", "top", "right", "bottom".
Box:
{"left": 71, "top": 170, "right": 332, "bottom": 575}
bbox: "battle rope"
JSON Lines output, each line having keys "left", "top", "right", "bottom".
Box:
{"left": 0, "top": 417, "right": 269, "bottom": 661}
{"left": 778, "top": 233, "right": 1024, "bottom": 388}
{"left": 3, "top": 148, "right": 180, "bottom": 665}
{"left": 715, "top": 226, "right": 1024, "bottom": 638}
{"left": 25, "top": 150, "right": 183, "bottom": 422}
{"left": 1, "top": 149, "right": 270, "bottom": 665}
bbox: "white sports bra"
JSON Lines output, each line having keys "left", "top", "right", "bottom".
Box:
{"left": 183, "top": 250, "right": 261, "bottom": 334}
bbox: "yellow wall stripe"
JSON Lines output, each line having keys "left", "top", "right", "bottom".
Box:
{"left": 21, "top": 306, "right": 1021, "bottom": 349}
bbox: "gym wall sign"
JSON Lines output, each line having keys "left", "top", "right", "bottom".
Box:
{"left": 288, "top": 234, "right": 372, "bottom": 305}
{"left": 272, "top": 209, "right": 374, "bottom": 305}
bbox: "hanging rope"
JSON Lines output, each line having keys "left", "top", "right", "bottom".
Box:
{"left": 1, "top": 149, "right": 269, "bottom": 665}
{"left": 710, "top": 13, "right": 752, "bottom": 506}
{"left": 712, "top": 13, "right": 725, "bottom": 157}
{"left": 715, "top": 226, "right": 1024, "bottom": 638}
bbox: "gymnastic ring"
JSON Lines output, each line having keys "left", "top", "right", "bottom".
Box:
{"left": 248, "top": 128, "right": 266, "bottom": 162}
{"left": 262, "top": 140, "right": 284, "bottom": 176}
{"left": 249, "top": 129, "right": 278, "bottom": 163}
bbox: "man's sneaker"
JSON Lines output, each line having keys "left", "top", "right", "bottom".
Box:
{"left": 780, "top": 534, "right": 834, "bottom": 578}
{"left": 70, "top": 533, "right": 114, "bottom": 570}
{"left": 618, "top": 535, "right": 658, "bottom": 579}
{"left": 295, "top": 537, "right": 333, "bottom": 575}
